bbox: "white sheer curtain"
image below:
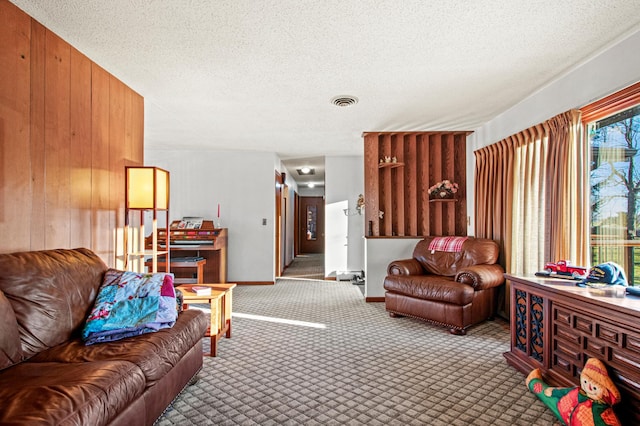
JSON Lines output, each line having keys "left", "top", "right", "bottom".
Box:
{"left": 509, "top": 125, "right": 548, "bottom": 276}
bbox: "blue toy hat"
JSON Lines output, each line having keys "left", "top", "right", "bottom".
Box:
{"left": 581, "top": 262, "right": 628, "bottom": 286}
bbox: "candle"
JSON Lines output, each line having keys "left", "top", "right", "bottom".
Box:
{"left": 217, "top": 203, "right": 220, "bottom": 218}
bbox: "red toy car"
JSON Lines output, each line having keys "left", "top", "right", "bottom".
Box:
{"left": 544, "top": 260, "right": 588, "bottom": 278}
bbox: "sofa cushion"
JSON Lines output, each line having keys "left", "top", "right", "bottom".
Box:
{"left": 413, "top": 237, "right": 499, "bottom": 276}
{"left": 0, "top": 248, "right": 108, "bottom": 359}
{"left": 384, "top": 275, "right": 474, "bottom": 305}
{"left": 30, "top": 309, "right": 208, "bottom": 384}
{"left": 0, "top": 289, "right": 22, "bottom": 370}
{"left": 0, "top": 360, "right": 145, "bottom": 425}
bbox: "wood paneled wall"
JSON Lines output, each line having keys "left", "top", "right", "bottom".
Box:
{"left": 363, "top": 131, "right": 469, "bottom": 237}
{"left": 0, "top": 0, "right": 144, "bottom": 267}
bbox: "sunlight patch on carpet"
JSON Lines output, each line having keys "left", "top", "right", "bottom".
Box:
{"left": 233, "top": 312, "right": 327, "bottom": 329}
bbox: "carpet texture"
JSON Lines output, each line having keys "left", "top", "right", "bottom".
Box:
{"left": 156, "top": 279, "right": 555, "bottom": 425}
{"left": 281, "top": 254, "right": 325, "bottom": 280}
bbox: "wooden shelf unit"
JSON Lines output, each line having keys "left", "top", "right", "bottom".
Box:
{"left": 429, "top": 198, "right": 457, "bottom": 203}
{"left": 378, "top": 162, "right": 405, "bottom": 169}
{"left": 363, "top": 131, "right": 470, "bottom": 237}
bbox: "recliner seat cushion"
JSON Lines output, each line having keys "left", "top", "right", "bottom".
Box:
{"left": 384, "top": 275, "right": 474, "bottom": 305}
{"left": 0, "top": 360, "right": 145, "bottom": 425}
{"left": 29, "top": 309, "right": 208, "bottom": 384}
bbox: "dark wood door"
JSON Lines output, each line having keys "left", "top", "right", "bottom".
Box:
{"left": 299, "top": 196, "right": 324, "bottom": 254}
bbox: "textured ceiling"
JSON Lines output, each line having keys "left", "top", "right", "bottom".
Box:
{"left": 10, "top": 1, "right": 640, "bottom": 168}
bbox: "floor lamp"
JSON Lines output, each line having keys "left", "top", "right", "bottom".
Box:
{"left": 125, "top": 166, "right": 170, "bottom": 273}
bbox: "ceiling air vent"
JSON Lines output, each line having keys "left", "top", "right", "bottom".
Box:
{"left": 331, "top": 95, "right": 359, "bottom": 107}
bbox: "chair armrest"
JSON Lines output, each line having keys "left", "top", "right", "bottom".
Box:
{"left": 455, "top": 264, "right": 505, "bottom": 290}
{"left": 387, "top": 258, "right": 424, "bottom": 276}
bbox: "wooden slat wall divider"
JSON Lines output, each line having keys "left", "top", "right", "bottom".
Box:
{"left": 429, "top": 134, "right": 443, "bottom": 236}
{"left": 417, "top": 134, "right": 430, "bottom": 236}
{"left": 393, "top": 134, "right": 405, "bottom": 235}
{"left": 363, "top": 131, "right": 470, "bottom": 238}
{"left": 0, "top": 1, "right": 144, "bottom": 267}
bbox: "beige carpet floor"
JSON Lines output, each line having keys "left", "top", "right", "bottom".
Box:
{"left": 156, "top": 278, "right": 555, "bottom": 425}
{"left": 282, "top": 254, "right": 325, "bottom": 280}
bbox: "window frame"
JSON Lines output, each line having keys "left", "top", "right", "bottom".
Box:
{"left": 581, "top": 81, "right": 640, "bottom": 285}
{"left": 582, "top": 82, "right": 640, "bottom": 123}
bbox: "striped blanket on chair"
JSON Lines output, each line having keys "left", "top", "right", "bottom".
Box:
{"left": 428, "top": 236, "right": 468, "bottom": 253}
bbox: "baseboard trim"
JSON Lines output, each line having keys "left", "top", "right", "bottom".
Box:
{"left": 324, "top": 276, "right": 337, "bottom": 281}
{"left": 365, "top": 297, "right": 385, "bottom": 303}
{"left": 235, "top": 281, "right": 274, "bottom": 285}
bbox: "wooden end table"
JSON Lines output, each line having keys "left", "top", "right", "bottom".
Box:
{"left": 176, "top": 283, "right": 236, "bottom": 356}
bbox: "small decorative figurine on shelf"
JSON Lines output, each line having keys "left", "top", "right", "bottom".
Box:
{"left": 392, "top": 156, "right": 397, "bottom": 163}
{"left": 378, "top": 210, "right": 384, "bottom": 219}
{"left": 428, "top": 179, "right": 459, "bottom": 199}
{"left": 384, "top": 156, "right": 392, "bottom": 163}
{"left": 541, "top": 260, "right": 588, "bottom": 279}
{"left": 356, "top": 194, "right": 365, "bottom": 214}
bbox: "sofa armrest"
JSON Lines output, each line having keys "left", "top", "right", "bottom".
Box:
{"left": 387, "top": 258, "right": 424, "bottom": 276}
{"left": 455, "top": 264, "right": 505, "bottom": 290}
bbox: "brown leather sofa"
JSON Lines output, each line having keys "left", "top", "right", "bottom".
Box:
{"left": 383, "top": 236, "right": 504, "bottom": 335}
{"left": 0, "top": 248, "right": 209, "bottom": 425}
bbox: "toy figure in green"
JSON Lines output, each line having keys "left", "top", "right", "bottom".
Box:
{"left": 526, "top": 358, "right": 621, "bottom": 425}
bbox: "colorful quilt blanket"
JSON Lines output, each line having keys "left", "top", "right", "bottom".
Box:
{"left": 82, "top": 269, "right": 177, "bottom": 345}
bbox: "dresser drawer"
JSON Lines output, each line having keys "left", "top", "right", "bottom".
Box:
{"left": 554, "top": 323, "right": 581, "bottom": 346}
{"left": 554, "top": 338, "right": 581, "bottom": 361}
{"left": 626, "top": 334, "right": 640, "bottom": 354}
{"left": 573, "top": 312, "right": 594, "bottom": 334}
{"left": 596, "top": 324, "right": 620, "bottom": 345}
{"left": 611, "top": 348, "right": 640, "bottom": 374}
{"left": 553, "top": 306, "right": 572, "bottom": 326}
{"left": 552, "top": 352, "right": 577, "bottom": 376}
{"left": 584, "top": 336, "right": 607, "bottom": 358}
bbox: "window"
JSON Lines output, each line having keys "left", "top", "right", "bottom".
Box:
{"left": 583, "top": 82, "right": 640, "bottom": 285}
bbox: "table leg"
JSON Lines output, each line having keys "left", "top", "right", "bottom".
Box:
{"left": 210, "top": 297, "right": 219, "bottom": 357}
{"left": 224, "top": 290, "right": 232, "bottom": 338}
{"left": 197, "top": 264, "right": 204, "bottom": 284}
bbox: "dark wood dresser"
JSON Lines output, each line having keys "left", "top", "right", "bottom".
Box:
{"left": 504, "top": 274, "right": 640, "bottom": 424}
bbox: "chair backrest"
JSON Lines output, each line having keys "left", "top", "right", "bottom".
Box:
{"left": 413, "top": 236, "right": 499, "bottom": 276}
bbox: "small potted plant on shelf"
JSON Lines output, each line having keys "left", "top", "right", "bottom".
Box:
{"left": 428, "top": 179, "right": 459, "bottom": 199}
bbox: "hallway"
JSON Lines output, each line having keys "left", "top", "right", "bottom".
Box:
{"left": 281, "top": 253, "right": 324, "bottom": 280}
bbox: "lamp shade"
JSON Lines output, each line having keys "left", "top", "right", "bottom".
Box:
{"left": 126, "top": 166, "right": 170, "bottom": 210}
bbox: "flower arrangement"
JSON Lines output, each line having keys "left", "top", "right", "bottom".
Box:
{"left": 428, "top": 179, "right": 459, "bottom": 198}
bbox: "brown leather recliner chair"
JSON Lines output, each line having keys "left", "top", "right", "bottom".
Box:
{"left": 383, "top": 236, "right": 504, "bottom": 335}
